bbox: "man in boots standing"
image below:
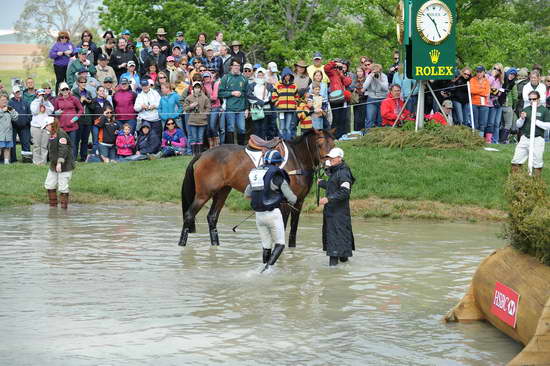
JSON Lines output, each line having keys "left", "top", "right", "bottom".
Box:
{"left": 218, "top": 59, "right": 249, "bottom": 145}
{"left": 245, "top": 150, "right": 297, "bottom": 270}
{"left": 319, "top": 147, "right": 355, "bottom": 266}
{"left": 44, "top": 116, "right": 75, "bottom": 209}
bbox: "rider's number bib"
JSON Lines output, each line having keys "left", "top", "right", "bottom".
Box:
{"left": 249, "top": 167, "right": 268, "bottom": 191}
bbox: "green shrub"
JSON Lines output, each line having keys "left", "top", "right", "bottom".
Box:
{"left": 353, "top": 123, "right": 485, "bottom": 150}
{"left": 504, "top": 173, "right": 550, "bottom": 266}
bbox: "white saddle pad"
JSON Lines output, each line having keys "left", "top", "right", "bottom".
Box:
{"left": 245, "top": 142, "right": 289, "bottom": 169}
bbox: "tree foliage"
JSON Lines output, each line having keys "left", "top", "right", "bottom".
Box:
{"left": 15, "top": 0, "right": 99, "bottom": 45}
{"left": 96, "top": 0, "right": 550, "bottom": 70}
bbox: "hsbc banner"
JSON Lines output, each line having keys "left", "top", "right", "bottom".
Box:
{"left": 490, "top": 281, "right": 520, "bottom": 328}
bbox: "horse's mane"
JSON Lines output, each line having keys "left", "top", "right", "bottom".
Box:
{"left": 288, "top": 129, "right": 332, "bottom": 147}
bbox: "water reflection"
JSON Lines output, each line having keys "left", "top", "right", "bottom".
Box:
{"left": 0, "top": 204, "right": 522, "bottom": 365}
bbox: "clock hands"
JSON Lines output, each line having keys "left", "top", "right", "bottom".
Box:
{"left": 426, "top": 13, "right": 442, "bottom": 39}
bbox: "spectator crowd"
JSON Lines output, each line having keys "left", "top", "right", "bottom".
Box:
{"left": 0, "top": 28, "right": 549, "bottom": 165}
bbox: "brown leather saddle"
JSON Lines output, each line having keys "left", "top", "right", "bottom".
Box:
{"left": 247, "top": 135, "right": 286, "bottom": 160}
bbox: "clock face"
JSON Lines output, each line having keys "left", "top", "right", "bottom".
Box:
{"left": 416, "top": 1, "right": 453, "bottom": 45}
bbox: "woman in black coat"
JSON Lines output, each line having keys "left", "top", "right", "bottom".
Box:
{"left": 319, "top": 148, "right": 355, "bottom": 266}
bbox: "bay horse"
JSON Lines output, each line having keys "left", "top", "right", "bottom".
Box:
{"left": 178, "top": 129, "right": 335, "bottom": 248}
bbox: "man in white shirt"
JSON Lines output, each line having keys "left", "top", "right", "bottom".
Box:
{"left": 134, "top": 79, "right": 161, "bottom": 136}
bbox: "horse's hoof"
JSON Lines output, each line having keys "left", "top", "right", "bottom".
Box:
{"left": 178, "top": 228, "right": 189, "bottom": 247}
{"left": 209, "top": 228, "right": 220, "bottom": 246}
{"left": 189, "top": 222, "right": 197, "bottom": 234}
{"left": 288, "top": 243, "right": 296, "bottom": 248}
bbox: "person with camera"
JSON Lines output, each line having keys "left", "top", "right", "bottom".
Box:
{"left": 134, "top": 79, "right": 162, "bottom": 137}
{"left": 318, "top": 147, "right": 355, "bottom": 266}
{"left": 49, "top": 31, "right": 75, "bottom": 94}
{"left": 72, "top": 76, "right": 94, "bottom": 161}
{"left": 244, "top": 150, "right": 297, "bottom": 269}
{"left": 30, "top": 89, "right": 54, "bottom": 165}
{"left": 324, "top": 59, "right": 352, "bottom": 139}
{"left": 184, "top": 81, "right": 211, "bottom": 155}
{"left": 363, "top": 63, "right": 389, "bottom": 132}
{"left": 0, "top": 94, "right": 19, "bottom": 165}
{"left": 511, "top": 91, "right": 550, "bottom": 177}
{"left": 8, "top": 86, "right": 32, "bottom": 163}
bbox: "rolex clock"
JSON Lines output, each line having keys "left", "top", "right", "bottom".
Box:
{"left": 416, "top": 0, "right": 453, "bottom": 45}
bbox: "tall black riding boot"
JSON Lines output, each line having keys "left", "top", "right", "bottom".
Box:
{"left": 267, "top": 244, "right": 284, "bottom": 266}
{"left": 329, "top": 256, "right": 339, "bottom": 266}
{"left": 339, "top": 257, "right": 348, "bottom": 263}
{"left": 262, "top": 248, "right": 272, "bottom": 264}
{"left": 237, "top": 133, "right": 246, "bottom": 146}
{"left": 225, "top": 132, "right": 234, "bottom": 144}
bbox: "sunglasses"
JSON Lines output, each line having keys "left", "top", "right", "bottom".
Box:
{"left": 493, "top": 67, "right": 501, "bottom": 71}
{"left": 105, "top": 112, "right": 112, "bottom": 114}
{"left": 44, "top": 87, "right": 51, "bottom": 89}
{"left": 60, "top": 36, "right": 68, "bottom": 39}
{"left": 78, "top": 82, "right": 86, "bottom": 84}
{"left": 166, "top": 122, "right": 175, "bottom": 126}
{"left": 529, "top": 98, "right": 539, "bottom": 101}
{"left": 61, "top": 88, "right": 69, "bottom": 91}
{"left": 159, "top": 76, "right": 167, "bottom": 79}
{"left": 244, "top": 69, "right": 252, "bottom": 72}
{"left": 464, "top": 73, "right": 472, "bottom": 76}
{"left": 143, "top": 40, "right": 150, "bottom": 43}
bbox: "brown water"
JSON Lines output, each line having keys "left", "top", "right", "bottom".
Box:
{"left": 0, "top": 204, "right": 522, "bottom": 365}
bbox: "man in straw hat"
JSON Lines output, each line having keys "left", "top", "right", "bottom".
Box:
{"left": 155, "top": 27, "right": 170, "bottom": 56}
{"left": 293, "top": 60, "right": 311, "bottom": 94}
{"left": 229, "top": 40, "right": 246, "bottom": 70}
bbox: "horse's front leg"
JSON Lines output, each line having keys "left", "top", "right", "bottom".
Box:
{"left": 288, "top": 200, "right": 303, "bottom": 248}
{"left": 207, "top": 187, "right": 232, "bottom": 246}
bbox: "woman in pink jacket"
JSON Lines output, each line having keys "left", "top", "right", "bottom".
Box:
{"left": 112, "top": 79, "right": 138, "bottom": 133}
{"left": 202, "top": 71, "right": 222, "bottom": 148}
{"left": 53, "top": 81, "right": 83, "bottom": 160}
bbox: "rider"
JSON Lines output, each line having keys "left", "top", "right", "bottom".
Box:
{"left": 245, "top": 149, "right": 297, "bottom": 269}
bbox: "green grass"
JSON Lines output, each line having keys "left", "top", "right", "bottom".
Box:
{"left": 2, "top": 140, "right": 549, "bottom": 221}
{"left": 0, "top": 66, "right": 56, "bottom": 89}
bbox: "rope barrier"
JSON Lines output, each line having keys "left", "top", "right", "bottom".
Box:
{"left": 9, "top": 83, "right": 469, "bottom": 117}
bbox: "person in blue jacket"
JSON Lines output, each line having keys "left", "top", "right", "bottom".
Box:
{"left": 8, "top": 86, "right": 32, "bottom": 162}
{"left": 159, "top": 83, "right": 183, "bottom": 130}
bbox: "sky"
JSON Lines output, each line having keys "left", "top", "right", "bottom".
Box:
{"left": 0, "top": 3, "right": 26, "bottom": 30}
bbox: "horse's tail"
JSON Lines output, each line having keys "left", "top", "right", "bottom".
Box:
{"left": 182, "top": 155, "right": 200, "bottom": 220}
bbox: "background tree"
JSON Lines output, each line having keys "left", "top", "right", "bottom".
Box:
{"left": 97, "top": 0, "right": 550, "bottom": 70}
{"left": 15, "top": 0, "right": 100, "bottom": 45}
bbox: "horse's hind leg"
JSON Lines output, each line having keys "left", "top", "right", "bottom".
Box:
{"left": 207, "top": 187, "right": 232, "bottom": 246}
{"left": 180, "top": 195, "right": 211, "bottom": 247}
{"left": 288, "top": 200, "right": 303, "bottom": 248}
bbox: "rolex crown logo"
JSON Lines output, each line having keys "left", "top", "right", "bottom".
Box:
{"left": 429, "top": 49, "right": 440, "bottom": 64}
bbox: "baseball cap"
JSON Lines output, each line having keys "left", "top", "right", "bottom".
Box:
{"left": 78, "top": 48, "right": 87, "bottom": 55}
{"left": 326, "top": 147, "right": 344, "bottom": 159}
{"left": 140, "top": 79, "right": 150, "bottom": 86}
{"left": 42, "top": 116, "right": 55, "bottom": 129}
{"left": 12, "top": 85, "right": 21, "bottom": 93}
{"left": 104, "top": 76, "right": 113, "bottom": 83}
{"left": 243, "top": 63, "right": 253, "bottom": 70}
{"left": 205, "top": 45, "right": 214, "bottom": 52}
{"left": 98, "top": 54, "right": 108, "bottom": 61}
{"left": 313, "top": 52, "right": 323, "bottom": 60}
{"left": 442, "top": 100, "right": 453, "bottom": 108}
{"left": 475, "top": 65, "right": 485, "bottom": 72}
{"left": 253, "top": 63, "right": 261, "bottom": 69}
{"left": 120, "top": 78, "right": 129, "bottom": 84}
{"left": 193, "top": 81, "right": 202, "bottom": 87}
{"left": 41, "top": 82, "right": 51, "bottom": 89}
{"left": 167, "top": 56, "right": 175, "bottom": 62}
{"left": 78, "top": 68, "right": 88, "bottom": 74}
{"left": 36, "top": 89, "right": 45, "bottom": 95}
{"left": 127, "top": 60, "right": 136, "bottom": 67}
{"left": 121, "top": 29, "right": 131, "bottom": 35}
{"left": 176, "top": 31, "right": 184, "bottom": 36}
{"left": 267, "top": 62, "right": 278, "bottom": 73}
{"left": 58, "top": 82, "right": 70, "bottom": 90}
{"left": 202, "top": 71, "right": 212, "bottom": 78}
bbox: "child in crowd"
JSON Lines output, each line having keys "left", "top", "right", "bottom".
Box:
{"left": 310, "top": 82, "right": 327, "bottom": 129}
{"left": 124, "top": 122, "right": 161, "bottom": 161}
{"left": 95, "top": 107, "right": 119, "bottom": 162}
{"left": 159, "top": 117, "right": 187, "bottom": 157}
{"left": 296, "top": 91, "right": 313, "bottom": 132}
{"left": 184, "top": 81, "right": 211, "bottom": 155}
{"left": 272, "top": 67, "right": 298, "bottom": 140}
{"left": 116, "top": 123, "right": 136, "bottom": 158}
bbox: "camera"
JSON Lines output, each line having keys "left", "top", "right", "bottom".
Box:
{"left": 374, "top": 73, "right": 380, "bottom": 78}
{"left": 337, "top": 66, "right": 343, "bottom": 71}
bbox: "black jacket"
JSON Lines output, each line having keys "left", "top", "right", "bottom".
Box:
{"left": 319, "top": 162, "right": 355, "bottom": 257}
{"left": 96, "top": 116, "right": 119, "bottom": 145}
{"left": 451, "top": 76, "right": 470, "bottom": 105}
{"left": 109, "top": 48, "right": 137, "bottom": 79}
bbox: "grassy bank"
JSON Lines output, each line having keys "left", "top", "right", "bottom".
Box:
{"left": 3, "top": 141, "right": 549, "bottom": 221}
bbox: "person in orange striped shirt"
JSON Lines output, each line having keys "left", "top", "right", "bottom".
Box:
{"left": 272, "top": 67, "right": 298, "bottom": 140}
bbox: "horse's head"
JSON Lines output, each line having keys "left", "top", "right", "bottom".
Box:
{"left": 314, "top": 128, "right": 336, "bottom": 164}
